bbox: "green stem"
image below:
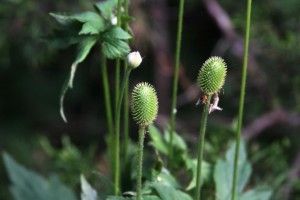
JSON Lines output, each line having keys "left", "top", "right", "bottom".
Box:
{"left": 114, "top": 68, "right": 132, "bottom": 195}
{"left": 123, "top": 65, "right": 129, "bottom": 164}
{"left": 231, "top": 0, "right": 252, "bottom": 199}
{"left": 168, "top": 0, "right": 185, "bottom": 167}
{"left": 100, "top": 52, "right": 114, "bottom": 155}
{"left": 113, "top": 0, "right": 123, "bottom": 195}
{"left": 195, "top": 95, "right": 211, "bottom": 200}
{"left": 137, "top": 125, "right": 146, "bottom": 200}
{"left": 115, "top": 59, "right": 120, "bottom": 117}
{"left": 123, "top": 0, "right": 130, "bottom": 167}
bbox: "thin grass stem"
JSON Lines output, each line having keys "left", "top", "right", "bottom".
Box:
{"left": 231, "top": 0, "right": 252, "bottom": 199}
{"left": 100, "top": 52, "right": 114, "bottom": 159}
{"left": 168, "top": 0, "right": 185, "bottom": 167}
{"left": 113, "top": 0, "right": 124, "bottom": 195}
{"left": 114, "top": 68, "right": 132, "bottom": 195}
{"left": 123, "top": 0, "right": 130, "bottom": 167}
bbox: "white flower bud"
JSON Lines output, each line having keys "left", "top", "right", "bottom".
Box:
{"left": 127, "top": 51, "right": 142, "bottom": 69}
{"left": 111, "top": 16, "right": 117, "bottom": 25}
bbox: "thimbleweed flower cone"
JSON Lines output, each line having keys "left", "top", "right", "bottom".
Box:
{"left": 197, "top": 56, "right": 227, "bottom": 95}
{"left": 131, "top": 82, "right": 158, "bottom": 126}
{"left": 195, "top": 57, "right": 227, "bottom": 200}
{"left": 131, "top": 82, "right": 158, "bottom": 200}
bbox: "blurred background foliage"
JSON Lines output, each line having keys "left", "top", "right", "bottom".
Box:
{"left": 0, "top": 0, "right": 299, "bottom": 199}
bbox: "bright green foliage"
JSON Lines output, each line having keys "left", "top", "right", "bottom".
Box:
{"left": 49, "top": 0, "right": 132, "bottom": 122}
{"left": 197, "top": 57, "right": 227, "bottom": 95}
{"left": 131, "top": 83, "right": 159, "bottom": 126}
{"left": 214, "top": 141, "right": 272, "bottom": 200}
{"left": 50, "top": 12, "right": 106, "bottom": 35}
{"left": 152, "top": 183, "right": 193, "bottom": 200}
{"left": 148, "top": 125, "right": 211, "bottom": 190}
{"left": 94, "top": 0, "right": 118, "bottom": 20}
{"left": 2, "top": 152, "right": 77, "bottom": 200}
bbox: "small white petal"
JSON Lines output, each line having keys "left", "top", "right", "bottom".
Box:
{"left": 111, "top": 16, "right": 117, "bottom": 25}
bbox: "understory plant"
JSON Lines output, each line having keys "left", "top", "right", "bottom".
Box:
{"left": 1, "top": 0, "right": 276, "bottom": 199}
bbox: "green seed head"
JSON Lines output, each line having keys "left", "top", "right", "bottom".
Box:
{"left": 131, "top": 82, "right": 159, "bottom": 126}
{"left": 197, "top": 57, "right": 227, "bottom": 95}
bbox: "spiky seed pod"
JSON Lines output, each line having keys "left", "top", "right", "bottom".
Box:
{"left": 131, "top": 82, "right": 158, "bottom": 126}
{"left": 197, "top": 57, "right": 227, "bottom": 95}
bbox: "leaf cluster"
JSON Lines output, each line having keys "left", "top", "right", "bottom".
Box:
{"left": 49, "top": 0, "right": 133, "bottom": 122}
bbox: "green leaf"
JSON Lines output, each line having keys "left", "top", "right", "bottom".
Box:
{"left": 60, "top": 36, "right": 97, "bottom": 122}
{"left": 103, "top": 26, "right": 132, "bottom": 40}
{"left": 164, "top": 128, "right": 187, "bottom": 152}
{"left": 153, "top": 168, "right": 180, "bottom": 189}
{"left": 94, "top": 0, "right": 118, "bottom": 19}
{"left": 148, "top": 125, "right": 168, "bottom": 154}
{"left": 2, "top": 152, "right": 77, "bottom": 200}
{"left": 185, "top": 158, "right": 210, "bottom": 191}
{"left": 81, "top": 175, "right": 98, "bottom": 200}
{"left": 214, "top": 141, "right": 251, "bottom": 200}
{"left": 239, "top": 187, "right": 272, "bottom": 200}
{"left": 106, "top": 196, "right": 160, "bottom": 200}
{"left": 50, "top": 12, "right": 80, "bottom": 27}
{"left": 102, "top": 37, "right": 130, "bottom": 59}
{"left": 50, "top": 12, "right": 105, "bottom": 35}
{"left": 152, "top": 183, "right": 192, "bottom": 200}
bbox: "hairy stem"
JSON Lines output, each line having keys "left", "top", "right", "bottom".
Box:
{"left": 195, "top": 95, "right": 211, "bottom": 200}
{"left": 114, "top": 68, "right": 132, "bottom": 195}
{"left": 100, "top": 52, "right": 114, "bottom": 158}
{"left": 137, "top": 125, "right": 146, "bottom": 200}
{"left": 168, "top": 0, "right": 185, "bottom": 167}
{"left": 231, "top": 0, "right": 252, "bottom": 199}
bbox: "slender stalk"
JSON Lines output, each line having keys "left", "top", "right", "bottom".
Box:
{"left": 113, "top": 0, "right": 124, "bottom": 195}
{"left": 137, "top": 125, "right": 146, "bottom": 200}
{"left": 115, "top": 60, "right": 120, "bottom": 117}
{"left": 168, "top": 0, "right": 185, "bottom": 166}
{"left": 123, "top": 0, "right": 130, "bottom": 166}
{"left": 231, "top": 0, "right": 252, "bottom": 199}
{"left": 114, "top": 68, "right": 132, "bottom": 195}
{"left": 100, "top": 52, "right": 114, "bottom": 155}
{"left": 195, "top": 95, "right": 212, "bottom": 200}
{"left": 115, "top": 0, "right": 123, "bottom": 110}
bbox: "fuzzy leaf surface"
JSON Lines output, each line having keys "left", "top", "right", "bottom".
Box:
{"left": 102, "top": 37, "right": 130, "bottom": 59}
{"left": 103, "top": 26, "right": 132, "bottom": 40}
